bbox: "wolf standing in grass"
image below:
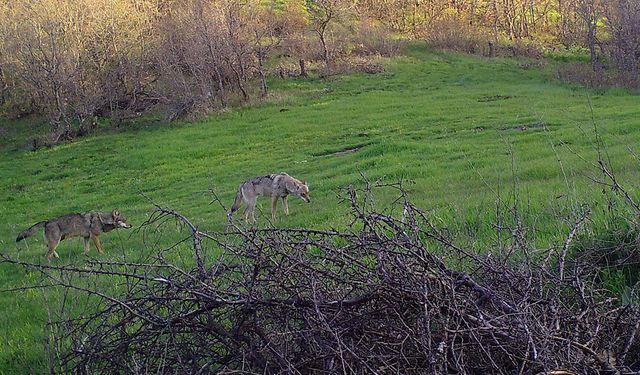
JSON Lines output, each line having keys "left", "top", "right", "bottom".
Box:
{"left": 229, "top": 172, "right": 310, "bottom": 223}
{"left": 16, "top": 209, "right": 132, "bottom": 260}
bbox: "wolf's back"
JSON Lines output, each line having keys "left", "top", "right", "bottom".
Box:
{"left": 16, "top": 221, "right": 46, "bottom": 242}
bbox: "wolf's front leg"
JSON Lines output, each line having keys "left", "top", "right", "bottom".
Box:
{"left": 282, "top": 196, "right": 289, "bottom": 215}
{"left": 271, "top": 195, "right": 279, "bottom": 220}
{"left": 83, "top": 237, "right": 91, "bottom": 255}
{"left": 91, "top": 234, "right": 105, "bottom": 255}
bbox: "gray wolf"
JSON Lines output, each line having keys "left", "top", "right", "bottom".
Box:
{"left": 16, "top": 209, "right": 132, "bottom": 260}
{"left": 229, "top": 172, "right": 310, "bottom": 223}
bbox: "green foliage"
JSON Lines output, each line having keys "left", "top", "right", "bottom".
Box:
{"left": 1, "top": 45, "right": 640, "bottom": 373}
{"left": 621, "top": 286, "right": 640, "bottom": 306}
{"left": 545, "top": 45, "right": 591, "bottom": 63}
{"left": 601, "top": 268, "right": 629, "bottom": 299}
{"left": 573, "top": 208, "right": 640, "bottom": 305}
{"left": 600, "top": 269, "right": 640, "bottom": 306}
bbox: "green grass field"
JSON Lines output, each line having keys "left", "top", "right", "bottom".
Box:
{"left": 1, "top": 44, "right": 639, "bottom": 373}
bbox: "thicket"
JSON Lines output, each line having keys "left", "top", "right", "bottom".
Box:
{"left": 4, "top": 168, "right": 640, "bottom": 373}
{"left": 0, "top": 0, "right": 394, "bottom": 144}
{"left": 0, "top": 0, "right": 638, "bottom": 143}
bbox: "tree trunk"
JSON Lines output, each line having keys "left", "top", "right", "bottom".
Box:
{"left": 319, "top": 31, "right": 330, "bottom": 70}
{"left": 586, "top": 17, "right": 600, "bottom": 72}
{"left": 258, "top": 53, "right": 268, "bottom": 97}
{"left": 299, "top": 59, "right": 308, "bottom": 77}
{"left": 229, "top": 61, "right": 249, "bottom": 101}
{"left": 213, "top": 64, "right": 226, "bottom": 108}
{"left": 205, "top": 42, "right": 226, "bottom": 108}
{"left": 0, "top": 65, "right": 5, "bottom": 106}
{"left": 492, "top": 0, "right": 499, "bottom": 44}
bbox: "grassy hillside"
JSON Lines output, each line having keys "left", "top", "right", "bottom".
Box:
{"left": 1, "top": 44, "right": 639, "bottom": 373}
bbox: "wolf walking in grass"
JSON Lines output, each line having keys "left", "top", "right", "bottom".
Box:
{"left": 16, "top": 209, "right": 132, "bottom": 260}
{"left": 229, "top": 172, "right": 310, "bottom": 223}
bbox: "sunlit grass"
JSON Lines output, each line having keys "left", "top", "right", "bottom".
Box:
{"left": 1, "top": 44, "right": 639, "bottom": 373}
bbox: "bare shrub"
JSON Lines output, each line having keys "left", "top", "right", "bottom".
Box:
{"left": 318, "top": 56, "right": 385, "bottom": 78}
{"left": 0, "top": 0, "right": 154, "bottom": 142}
{"left": 351, "top": 18, "right": 402, "bottom": 57}
{"left": 420, "top": 16, "right": 494, "bottom": 55}
{"left": 4, "top": 181, "right": 640, "bottom": 373}
{"left": 153, "top": 0, "right": 230, "bottom": 119}
{"left": 313, "top": 19, "right": 395, "bottom": 78}
{"left": 556, "top": 62, "right": 640, "bottom": 90}
{"left": 601, "top": 0, "right": 640, "bottom": 83}
{"left": 356, "top": 58, "right": 385, "bottom": 74}
{"left": 4, "top": 0, "right": 639, "bottom": 136}
{"left": 155, "top": 0, "right": 289, "bottom": 119}
{"left": 246, "top": 0, "right": 288, "bottom": 97}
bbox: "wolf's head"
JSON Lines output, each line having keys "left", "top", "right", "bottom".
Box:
{"left": 111, "top": 209, "right": 132, "bottom": 229}
{"left": 296, "top": 181, "right": 310, "bottom": 203}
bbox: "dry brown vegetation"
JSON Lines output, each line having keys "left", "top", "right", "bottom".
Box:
{"left": 0, "top": 0, "right": 638, "bottom": 143}
{"left": 0, "top": 0, "right": 397, "bottom": 142}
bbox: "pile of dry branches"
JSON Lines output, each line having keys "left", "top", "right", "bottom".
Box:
{"left": 5, "top": 181, "right": 640, "bottom": 374}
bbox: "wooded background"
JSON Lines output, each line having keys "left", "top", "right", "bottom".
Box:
{"left": 0, "top": 0, "right": 638, "bottom": 142}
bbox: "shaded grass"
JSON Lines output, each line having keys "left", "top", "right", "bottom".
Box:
{"left": 1, "top": 44, "right": 640, "bottom": 373}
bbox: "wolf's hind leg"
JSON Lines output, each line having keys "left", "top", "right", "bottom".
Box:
{"left": 271, "top": 195, "right": 279, "bottom": 220}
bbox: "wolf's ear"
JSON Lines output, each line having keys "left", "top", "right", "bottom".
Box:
{"left": 303, "top": 180, "right": 307, "bottom": 186}
{"left": 112, "top": 209, "right": 120, "bottom": 217}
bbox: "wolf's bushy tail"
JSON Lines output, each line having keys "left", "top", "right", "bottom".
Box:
{"left": 16, "top": 221, "right": 46, "bottom": 242}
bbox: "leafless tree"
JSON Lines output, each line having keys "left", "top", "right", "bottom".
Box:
{"left": 0, "top": 0, "right": 155, "bottom": 142}
{"left": 576, "top": 0, "right": 601, "bottom": 71}
{"left": 248, "top": 0, "right": 285, "bottom": 97}
{"left": 601, "top": 0, "right": 640, "bottom": 82}
{"left": 221, "top": 0, "right": 251, "bottom": 101}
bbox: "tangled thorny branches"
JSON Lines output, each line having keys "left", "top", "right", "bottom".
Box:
{"left": 3, "top": 180, "right": 640, "bottom": 374}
